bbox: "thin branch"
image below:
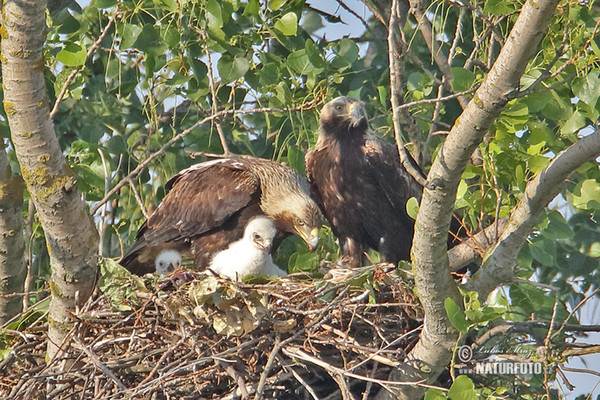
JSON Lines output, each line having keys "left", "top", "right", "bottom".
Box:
{"left": 388, "top": 0, "right": 427, "bottom": 186}
{"left": 254, "top": 335, "right": 281, "bottom": 400}
{"left": 97, "top": 149, "right": 110, "bottom": 257}
{"left": 407, "top": 0, "right": 469, "bottom": 109}
{"left": 333, "top": 0, "right": 370, "bottom": 30}
{"left": 127, "top": 178, "right": 150, "bottom": 220}
{"left": 73, "top": 337, "right": 126, "bottom": 390}
{"left": 448, "top": 217, "right": 508, "bottom": 272}
{"left": 198, "top": 29, "right": 231, "bottom": 155}
{"left": 398, "top": 85, "right": 479, "bottom": 110}
{"left": 560, "top": 366, "right": 600, "bottom": 378}
{"left": 50, "top": 9, "right": 119, "bottom": 118}
{"left": 551, "top": 288, "right": 600, "bottom": 341}
{"left": 467, "top": 129, "right": 600, "bottom": 297}
{"left": 282, "top": 346, "right": 423, "bottom": 388}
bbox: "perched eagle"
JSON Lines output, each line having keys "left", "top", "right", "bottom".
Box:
{"left": 155, "top": 249, "right": 182, "bottom": 275}
{"left": 305, "top": 96, "right": 426, "bottom": 266}
{"left": 209, "top": 216, "right": 286, "bottom": 280}
{"left": 121, "top": 157, "right": 322, "bottom": 275}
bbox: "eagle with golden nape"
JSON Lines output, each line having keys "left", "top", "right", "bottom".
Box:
{"left": 120, "top": 156, "right": 323, "bottom": 275}
{"left": 306, "top": 96, "right": 460, "bottom": 267}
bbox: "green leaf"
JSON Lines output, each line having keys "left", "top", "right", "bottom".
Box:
{"left": 274, "top": 12, "right": 298, "bottom": 36}
{"left": 573, "top": 179, "right": 600, "bottom": 210}
{"left": 302, "top": 10, "right": 324, "bottom": 33}
{"left": 589, "top": 242, "right": 600, "bottom": 258}
{"left": 217, "top": 55, "right": 250, "bottom": 83}
{"left": 206, "top": 0, "right": 223, "bottom": 28}
{"left": 153, "top": 0, "right": 177, "bottom": 11}
{"left": 527, "top": 155, "right": 550, "bottom": 174}
{"left": 243, "top": 0, "right": 260, "bottom": 16}
{"left": 544, "top": 210, "right": 574, "bottom": 240}
{"left": 55, "top": 10, "right": 81, "bottom": 34}
{"left": 529, "top": 239, "right": 556, "bottom": 266}
{"left": 561, "top": 110, "right": 586, "bottom": 136}
{"left": 451, "top": 67, "right": 476, "bottom": 92}
{"left": 331, "top": 38, "right": 359, "bottom": 69}
{"left": 573, "top": 72, "right": 600, "bottom": 108}
{"left": 406, "top": 196, "right": 419, "bottom": 220}
{"left": 95, "top": 0, "right": 118, "bottom": 8}
{"left": 448, "top": 376, "right": 476, "bottom": 400}
{"left": 287, "top": 50, "right": 314, "bottom": 75}
{"left": 120, "top": 23, "right": 143, "bottom": 49}
{"left": 483, "top": 0, "right": 517, "bottom": 15}
{"left": 424, "top": 388, "right": 448, "bottom": 400}
{"left": 56, "top": 43, "right": 87, "bottom": 66}
{"left": 133, "top": 25, "right": 164, "bottom": 54}
{"left": 445, "top": 297, "right": 468, "bottom": 332}
{"left": 269, "top": 0, "right": 287, "bottom": 10}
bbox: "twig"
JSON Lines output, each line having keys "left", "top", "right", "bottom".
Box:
{"left": 127, "top": 178, "right": 150, "bottom": 220}
{"left": 97, "top": 148, "right": 110, "bottom": 257}
{"left": 254, "top": 334, "right": 281, "bottom": 400}
{"left": 73, "top": 337, "right": 126, "bottom": 390}
{"left": 388, "top": 0, "right": 427, "bottom": 186}
{"left": 199, "top": 29, "right": 231, "bottom": 155}
{"left": 398, "top": 85, "right": 479, "bottom": 111}
{"left": 50, "top": 9, "right": 119, "bottom": 118}
{"left": 551, "top": 288, "right": 600, "bottom": 341}
{"left": 285, "top": 363, "right": 320, "bottom": 400}
{"left": 283, "top": 346, "right": 423, "bottom": 388}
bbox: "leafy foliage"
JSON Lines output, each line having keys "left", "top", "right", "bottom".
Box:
{"left": 1, "top": 0, "right": 600, "bottom": 397}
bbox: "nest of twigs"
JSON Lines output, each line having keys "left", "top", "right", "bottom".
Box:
{"left": 1, "top": 261, "right": 423, "bottom": 399}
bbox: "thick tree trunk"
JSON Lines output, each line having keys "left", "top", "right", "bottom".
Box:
{"left": 0, "top": 141, "right": 26, "bottom": 324}
{"left": 380, "top": 0, "right": 561, "bottom": 398}
{"left": 1, "top": 0, "right": 99, "bottom": 358}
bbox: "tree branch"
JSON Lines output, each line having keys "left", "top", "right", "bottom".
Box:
{"left": 466, "top": 129, "right": 600, "bottom": 297}
{"left": 388, "top": 0, "right": 427, "bottom": 185}
{"left": 383, "top": 0, "right": 561, "bottom": 397}
{"left": 50, "top": 9, "right": 118, "bottom": 118}
{"left": 0, "top": 140, "right": 26, "bottom": 324}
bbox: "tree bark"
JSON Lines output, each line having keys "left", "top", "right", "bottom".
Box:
{"left": 1, "top": 0, "right": 99, "bottom": 358}
{"left": 381, "top": 0, "right": 561, "bottom": 398}
{"left": 0, "top": 141, "right": 26, "bottom": 324}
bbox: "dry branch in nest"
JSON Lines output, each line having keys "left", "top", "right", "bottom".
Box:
{"left": 0, "top": 261, "right": 423, "bottom": 399}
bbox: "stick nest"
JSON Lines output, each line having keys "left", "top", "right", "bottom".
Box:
{"left": 1, "top": 262, "right": 423, "bottom": 399}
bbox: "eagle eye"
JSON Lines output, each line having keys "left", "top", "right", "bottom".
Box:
{"left": 334, "top": 104, "right": 344, "bottom": 112}
{"left": 159, "top": 261, "right": 164, "bottom": 267}
{"left": 253, "top": 232, "right": 261, "bottom": 241}
{"left": 296, "top": 218, "right": 305, "bottom": 226}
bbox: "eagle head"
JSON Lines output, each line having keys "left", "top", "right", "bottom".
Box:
{"left": 274, "top": 202, "right": 321, "bottom": 251}
{"left": 319, "top": 96, "right": 368, "bottom": 135}
{"left": 245, "top": 216, "right": 277, "bottom": 252}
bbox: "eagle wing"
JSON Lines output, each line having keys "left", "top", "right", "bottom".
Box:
{"left": 123, "top": 161, "right": 261, "bottom": 262}
{"left": 305, "top": 147, "right": 326, "bottom": 213}
{"left": 364, "top": 138, "right": 423, "bottom": 211}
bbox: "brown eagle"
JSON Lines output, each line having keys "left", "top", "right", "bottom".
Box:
{"left": 305, "top": 96, "right": 426, "bottom": 266}
{"left": 120, "top": 157, "right": 322, "bottom": 275}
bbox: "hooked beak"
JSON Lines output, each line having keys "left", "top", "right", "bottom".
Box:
{"left": 255, "top": 239, "right": 272, "bottom": 253}
{"left": 167, "top": 263, "right": 174, "bottom": 273}
{"left": 348, "top": 103, "right": 366, "bottom": 128}
{"left": 297, "top": 226, "right": 320, "bottom": 251}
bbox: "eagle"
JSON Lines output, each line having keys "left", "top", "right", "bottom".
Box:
{"left": 155, "top": 249, "right": 182, "bottom": 275}
{"left": 120, "top": 157, "right": 322, "bottom": 275}
{"left": 208, "top": 216, "right": 286, "bottom": 280}
{"left": 305, "top": 96, "right": 428, "bottom": 266}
